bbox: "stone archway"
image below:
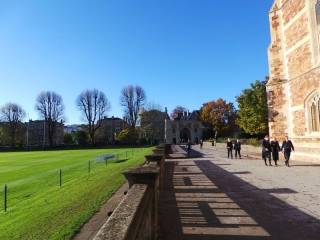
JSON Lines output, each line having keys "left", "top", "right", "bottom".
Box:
{"left": 180, "top": 127, "right": 191, "bottom": 143}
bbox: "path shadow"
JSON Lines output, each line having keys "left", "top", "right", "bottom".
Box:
{"left": 194, "top": 160, "right": 320, "bottom": 240}
{"left": 159, "top": 157, "right": 320, "bottom": 240}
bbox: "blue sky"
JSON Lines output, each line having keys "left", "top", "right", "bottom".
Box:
{"left": 0, "top": 0, "right": 273, "bottom": 124}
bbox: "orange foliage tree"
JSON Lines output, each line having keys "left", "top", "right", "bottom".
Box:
{"left": 200, "top": 98, "right": 237, "bottom": 137}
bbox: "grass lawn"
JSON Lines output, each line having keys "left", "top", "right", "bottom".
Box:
{"left": 0, "top": 147, "right": 153, "bottom": 240}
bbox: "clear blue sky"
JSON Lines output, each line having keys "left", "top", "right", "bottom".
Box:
{"left": 0, "top": 0, "right": 273, "bottom": 124}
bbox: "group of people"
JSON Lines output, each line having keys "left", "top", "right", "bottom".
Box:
{"left": 262, "top": 135, "right": 294, "bottom": 167}
{"left": 226, "top": 138, "right": 242, "bottom": 159}
{"left": 226, "top": 136, "right": 295, "bottom": 167}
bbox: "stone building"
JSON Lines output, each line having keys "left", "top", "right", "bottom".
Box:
{"left": 26, "top": 120, "right": 64, "bottom": 147}
{"left": 267, "top": 0, "right": 320, "bottom": 162}
{"left": 165, "top": 111, "right": 203, "bottom": 144}
{"left": 96, "top": 117, "right": 128, "bottom": 144}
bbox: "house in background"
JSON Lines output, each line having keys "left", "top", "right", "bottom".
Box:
{"left": 26, "top": 120, "right": 64, "bottom": 147}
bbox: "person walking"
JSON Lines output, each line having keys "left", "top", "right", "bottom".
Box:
{"left": 262, "top": 135, "right": 272, "bottom": 166}
{"left": 187, "top": 140, "right": 192, "bottom": 156}
{"left": 281, "top": 136, "right": 295, "bottom": 167}
{"left": 234, "top": 139, "right": 241, "bottom": 159}
{"left": 200, "top": 139, "right": 203, "bottom": 149}
{"left": 270, "top": 137, "right": 280, "bottom": 166}
{"left": 227, "top": 138, "right": 233, "bottom": 159}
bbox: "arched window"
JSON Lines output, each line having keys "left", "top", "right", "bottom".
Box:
{"left": 306, "top": 91, "right": 320, "bottom": 133}
{"left": 311, "top": 102, "right": 319, "bottom": 131}
{"left": 316, "top": 1, "right": 320, "bottom": 26}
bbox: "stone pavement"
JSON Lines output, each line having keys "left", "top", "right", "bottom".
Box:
{"left": 159, "top": 145, "right": 320, "bottom": 240}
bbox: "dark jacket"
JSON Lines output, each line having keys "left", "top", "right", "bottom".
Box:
{"left": 262, "top": 139, "right": 271, "bottom": 152}
{"left": 270, "top": 140, "right": 280, "bottom": 161}
{"left": 227, "top": 141, "right": 233, "bottom": 149}
{"left": 234, "top": 141, "right": 241, "bottom": 150}
{"left": 270, "top": 141, "right": 280, "bottom": 153}
{"left": 281, "top": 140, "right": 294, "bottom": 152}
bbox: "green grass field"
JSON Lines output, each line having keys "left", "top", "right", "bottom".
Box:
{"left": 0, "top": 147, "right": 153, "bottom": 240}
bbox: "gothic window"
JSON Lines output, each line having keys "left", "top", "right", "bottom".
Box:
{"left": 306, "top": 91, "right": 320, "bottom": 133}
{"left": 316, "top": 1, "right": 320, "bottom": 26}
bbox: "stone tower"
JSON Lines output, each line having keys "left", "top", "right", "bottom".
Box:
{"left": 267, "top": 0, "right": 320, "bottom": 162}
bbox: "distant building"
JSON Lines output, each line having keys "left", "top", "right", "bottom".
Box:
{"left": 26, "top": 120, "right": 64, "bottom": 147}
{"left": 165, "top": 110, "right": 204, "bottom": 144}
{"left": 96, "top": 117, "right": 128, "bottom": 144}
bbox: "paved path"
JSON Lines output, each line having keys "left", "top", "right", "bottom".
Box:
{"left": 159, "top": 145, "right": 320, "bottom": 240}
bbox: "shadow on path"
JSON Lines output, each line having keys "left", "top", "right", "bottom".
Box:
{"left": 159, "top": 149, "right": 320, "bottom": 240}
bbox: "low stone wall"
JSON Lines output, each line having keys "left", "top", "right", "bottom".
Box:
{"left": 93, "top": 144, "right": 169, "bottom": 240}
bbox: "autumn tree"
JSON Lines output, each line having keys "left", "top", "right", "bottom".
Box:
{"left": 120, "top": 85, "right": 146, "bottom": 127}
{"left": 236, "top": 80, "right": 268, "bottom": 136}
{"left": 0, "top": 103, "right": 26, "bottom": 146}
{"left": 35, "top": 91, "right": 64, "bottom": 147}
{"left": 77, "top": 89, "right": 110, "bottom": 145}
{"left": 171, "top": 106, "right": 188, "bottom": 119}
{"left": 200, "top": 98, "right": 237, "bottom": 137}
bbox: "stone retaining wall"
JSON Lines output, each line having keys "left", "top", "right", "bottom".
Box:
{"left": 93, "top": 144, "right": 169, "bottom": 240}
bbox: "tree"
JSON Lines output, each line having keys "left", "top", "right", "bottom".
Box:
{"left": 0, "top": 103, "right": 26, "bottom": 146}
{"left": 140, "top": 109, "right": 167, "bottom": 144}
{"left": 63, "top": 133, "right": 75, "bottom": 145}
{"left": 116, "top": 127, "right": 139, "bottom": 145}
{"left": 73, "top": 130, "right": 89, "bottom": 146}
{"left": 120, "top": 85, "right": 146, "bottom": 127}
{"left": 171, "top": 106, "right": 188, "bottom": 119}
{"left": 77, "top": 89, "right": 110, "bottom": 145}
{"left": 236, "top": 80, "right": 268, "bottom": 136}
{"left": 35, "top": 91, "right": 64, "bottom": 147}
{"left": 200, "top": 98, "right": 237, "bottom": 137}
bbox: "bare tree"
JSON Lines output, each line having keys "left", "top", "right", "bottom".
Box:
{"left": 171, "top": 106, "right": 188, "bottom": 119}
{"left": 77, "top": 89, "right": 110, "bottom": 145}
{"left": 35, "top": 91, "right": 64, "bottom": 147}
{"left": 120, "top": 85, "right": 146, "bottom": 127}
{"left": 0, "top": 103, "right": 26, "bottom": 146}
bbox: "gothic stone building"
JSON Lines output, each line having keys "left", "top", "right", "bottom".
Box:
{"left": 267, "top": 0, "right": 320, "bottom": 162}
{"left": 165, "top": 111, "right": 203, "bottom": 144}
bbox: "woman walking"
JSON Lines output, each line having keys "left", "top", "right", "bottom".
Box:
{"left": 270, "top": 137, "right": 280, "bottom": 166}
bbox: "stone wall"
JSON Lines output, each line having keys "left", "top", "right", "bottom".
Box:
{"left": 93, "top": 144, "right": 169, "bottom": 240}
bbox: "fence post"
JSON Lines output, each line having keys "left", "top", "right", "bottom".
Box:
{"left": 88, "top": 160, "right": 91, "bottom": 174}
{"left": 4, "top": 184, "right": 7, "bottom": 212}
{"left": 59, "top": 169, "right": 62, "bottom": 187}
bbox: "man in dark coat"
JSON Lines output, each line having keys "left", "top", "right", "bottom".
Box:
{"left": 262, "top": 135, "right": 272, "bottom": 166}
{"left": 281, "top": 136, "right": 295, "bottom": 167}
{"left": 234, "top": 139, "right": 241, "bottom": 159}
{"left": 226, "top": 138, "right": 233, "bottom": 159}
{"left": 270, "top": 137, "right": 281, "bottom": 166}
